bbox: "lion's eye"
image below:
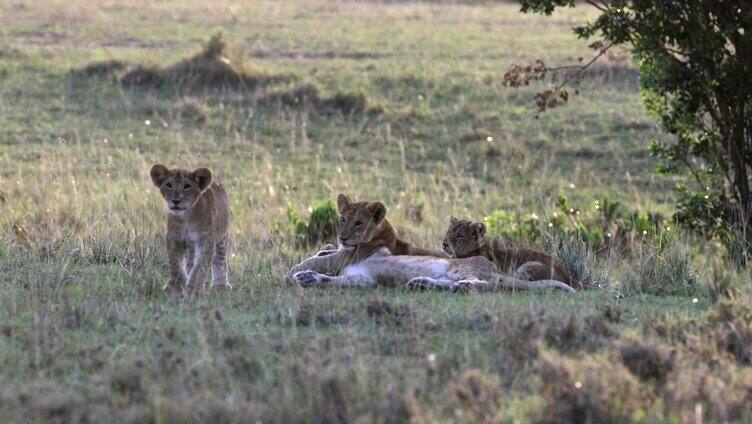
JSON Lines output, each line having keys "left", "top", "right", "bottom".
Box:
{"left": 183, "top": 184, "right": 191, "bottom": 191}
{"left": 341, "top": 217, "right": 346, "bottom": 223}
{"left": 165, "top": 183, "right": 172, "bottom": 189}
{"left": 354, "top": 221, "right": 363, "bottom": 227}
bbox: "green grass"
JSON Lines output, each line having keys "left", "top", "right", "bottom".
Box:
{"left": 1, "top": 0, "right": 751, "bottom": 422}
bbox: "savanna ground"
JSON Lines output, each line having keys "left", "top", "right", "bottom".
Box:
{"left": 1, "top": 1, "right": 752, "bottom": 422}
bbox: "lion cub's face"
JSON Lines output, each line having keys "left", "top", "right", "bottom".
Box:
{"left": 150, "top": 164, "right": 213, "bottom": 215}
{"left": 442, "top": 217, "right": 486, "bottom": 257}
{"left": 336, "top": 193, "right": 387, "bottom": 248}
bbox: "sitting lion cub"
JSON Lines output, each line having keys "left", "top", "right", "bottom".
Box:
{"left": 442, "top": 217, "right": 580, "bottom": 289}
{"left": 150, "top": 164, "right": 231, "bottom": 295}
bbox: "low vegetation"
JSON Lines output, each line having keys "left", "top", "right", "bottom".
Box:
{"left": 1, "top": 0, "right": 750, "bottom": 421}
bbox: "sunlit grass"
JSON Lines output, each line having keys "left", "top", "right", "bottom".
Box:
{"left": 0, "top": 0, "right": 750, "bottom": 422}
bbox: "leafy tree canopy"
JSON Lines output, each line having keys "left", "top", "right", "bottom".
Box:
{"left": 507, "top": 0, "right": 751, "bottom": 255}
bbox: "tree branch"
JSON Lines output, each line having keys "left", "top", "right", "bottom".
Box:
{"left": 553, "top": 42, "right": 615, "bottom": 91}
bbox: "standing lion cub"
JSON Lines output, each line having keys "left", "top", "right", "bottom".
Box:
{"left": 150, "top": 164, "right": 231, "bottom": 295}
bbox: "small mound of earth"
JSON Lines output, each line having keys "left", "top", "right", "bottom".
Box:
{"left": 72, "top": 33, "right": 287, "bottom": 90}
{"left": 120, "top": 33, "right": 264, "bottom": 89}
{"left": 259, "top": 83, "right": 370, "bottom": 115}
{"left": 72, "top": 59, "right": 127, "bottom": 77}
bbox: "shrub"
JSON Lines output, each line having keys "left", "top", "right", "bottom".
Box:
{"left": 554, "top": 237, "right": 598, "bottom": 289}
{"left": 484, "top": 194, "right": 670, "bottom": 252}
{"left": 287, "top": 199, "right": 339, "bottom": 246}
{"left": 534, "top": 351, "right": 650, "bottom": 424}
{"left": 509, "top": 0, "right": 752, "bottom": 256}
{"left": 453, "top": 370, "right": 501, "bottom": 423}
{"left": 706, "top": 297, "right": 752, "bottom": 365}
{"left": 618, "top": 235, "right": 701, "bottom": 297}
{"left": 617, "top": 338, "right": 674, "bottom": 384}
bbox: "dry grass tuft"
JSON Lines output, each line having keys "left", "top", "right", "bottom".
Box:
{"left": 453, "top": 369, "right": 501, "bottom": 423}
{"left": 619, "top": 236, "right": 700, "bottom": 296}
{"left": 617, "top": 337, "right": 674, "bottom": 384}
{"left": 706, "top": 296, "right": 752, "bottom": 365}
{"left": 295, "top": 301, "right": 350, "bottom": 327}
{"left": 535, "top": 351, "right": 650, "bottom": 424}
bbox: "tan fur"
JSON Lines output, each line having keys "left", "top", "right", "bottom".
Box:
{"left": 287, "top": 200, "right": 574, "bottom": 293}
{"left": 284, "top": 193, "right": 445, "bottom": 282}
{"left": 442, "top": 217, "right": 581, "bottom": 290}
{"left": 336, "top": 194, "right": 446, "bottom": 257}
{"left": 291, "top": 248, "right": 575, "bottom": 293}
{"left": 150, "top": 164, "right": 231, "bottom": 296}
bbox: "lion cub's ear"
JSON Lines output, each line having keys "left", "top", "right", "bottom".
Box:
{"left": 366, "top": 202, "right": 386, "bottom": 224}
{"left": 450, "top": 216, "right": 459, "bottom": 225}
{"left": 337, "top": 193, "right": 352, "bottom": 212}
{"left": 473, "top": 222, "right": 487, "bottom": 238}
{"left": 150, "top": 164, "right": 170, "bottom": 187}
{"left": 191, "top": 167, "right": 213, "bottom": 191}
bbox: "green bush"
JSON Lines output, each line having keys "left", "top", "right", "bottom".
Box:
{"left": 287, "top": 200, "right": 339, "bottom": 246}
{"left": 483, "top": 194, "right": 670, "bottom": 250}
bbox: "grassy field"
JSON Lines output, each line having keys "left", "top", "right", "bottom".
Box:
{"left": 1, "top": 0, "right": 751, "bottom": 422}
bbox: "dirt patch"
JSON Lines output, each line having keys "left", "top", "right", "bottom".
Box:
{"left": 0, "top": 46, "right": 24, "bottom": 59}
{"left": 258, "top": 83, "right": 371, "bottom": 115}
{"left": 110, "top": 365, "right": 145, "bottom": 400}
{"left": 458, "top": 132, "right": 489, "bottom": 144}
{"left": 172, "top": 97, "right": 207, "bottom": 123}
{"left": 566, "top": 147, "right": 614, "bottom": 160}
{"left": 70, "top": 59, "right": 127, "bottom": 79}
{"left": 140, "top": 97, "right": 208, "bottom": 124}
{"left": 366, "top": 299, "right": 408, "bottom": 320}
{"left": 296, "top": 301, "right": 350, "bottom": 327}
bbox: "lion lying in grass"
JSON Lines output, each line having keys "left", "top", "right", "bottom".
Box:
{"left": 287, "top": 196, "right": 574, "bottom": 293}
{"left": 442, "top": 217, "right": 580, "bottom": 290}
{"left": 284, "top": 193, "right": 446, "bottom": 281}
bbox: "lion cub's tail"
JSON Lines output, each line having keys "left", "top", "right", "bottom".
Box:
{"left": 497, "top": 276, "right": 576, "bottom": 293}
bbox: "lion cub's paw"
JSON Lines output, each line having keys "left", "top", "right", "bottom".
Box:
{"left": 163, "top": 277, "right": 185, "bottom": 293}
{"left": 185, "top": 282, "right": 206, "bottom": 298}
{"left": 314, "top": 244, "right": 338, "bottom": 257}
{"left": 211, "top": 282, "right": 233, "bottom": 292}
{"left": 315, "top": 249, "right": 338, "bottom": 257}
{"left": 406, "top": 277, "right": 436, "bottom": 291}
{"left": 451, "top": 280, "right": 486, "bottom": 293}
{"left": 293, "top": 271, "right": 322, "bottom": 286}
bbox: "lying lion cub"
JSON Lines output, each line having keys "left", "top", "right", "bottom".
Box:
{"left": 443, "top": 217, "right": 580, "bottom": 289}
{"left": 284, "top": 193, "right": 445, "bottom": 281}
{"left": 292, "top": 249, "right": 574, "bottom": 293}
{"left": 150, "top": 164, "right": 231, "bottom": 295}
{"left": 288, "top": 200, "right": 574, "bottom": 293}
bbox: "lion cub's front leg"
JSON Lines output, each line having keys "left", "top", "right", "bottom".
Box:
{"left": 293, "top": 269, "right": 376, "bottom": 288}
{"left": 165, "top": 238, "right": 187, "bottom": 292}
{"left": 186, "top": 236, "right": 215, "bottom": 296}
